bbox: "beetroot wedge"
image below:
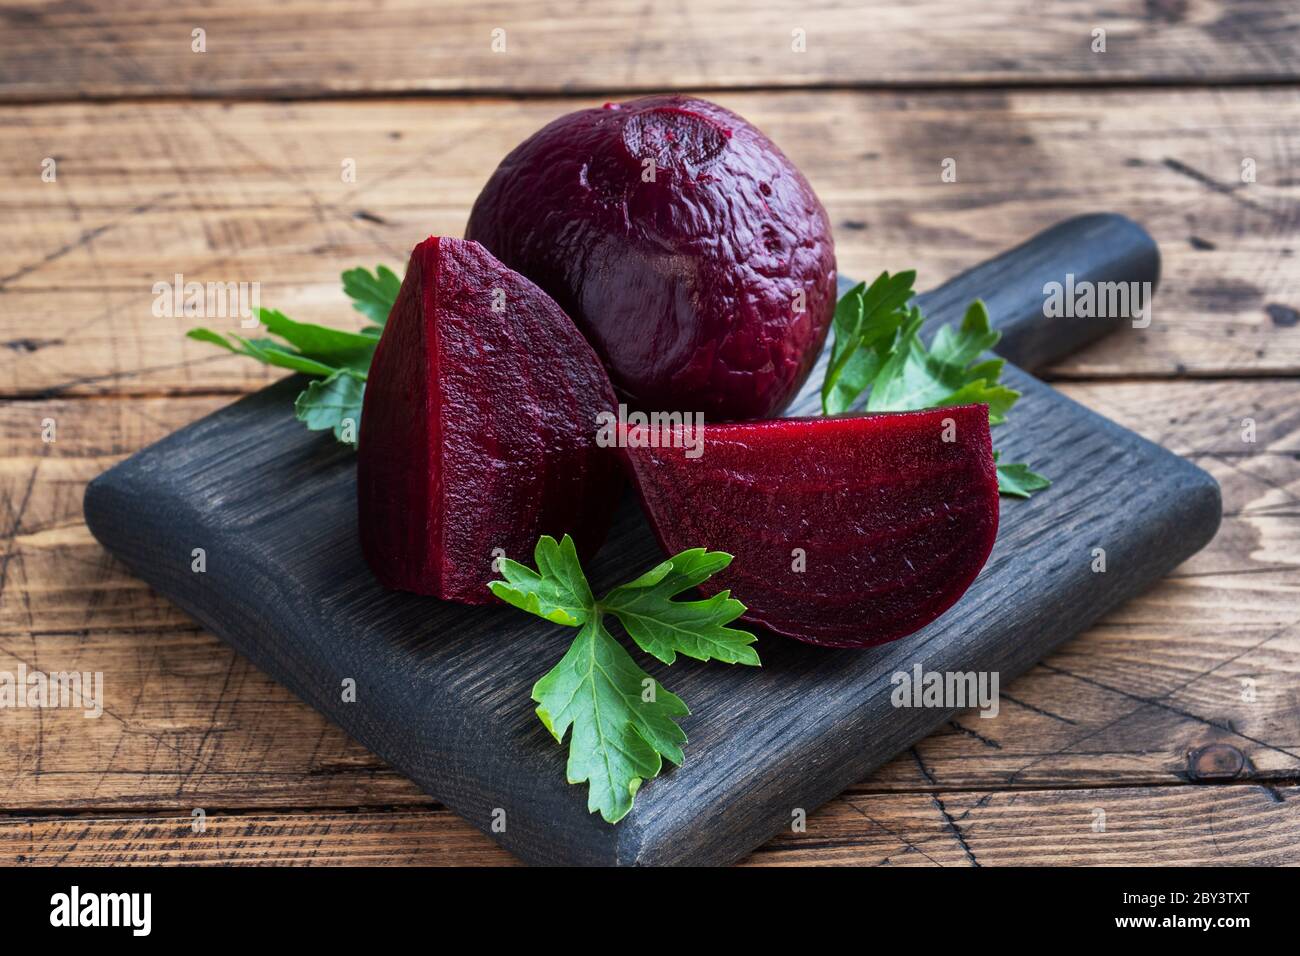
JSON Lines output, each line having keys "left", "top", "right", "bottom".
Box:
{"left": 358, "top": 237, "right": 622, "bottom": 603}
{"left": 621, "top": 405, "right": 999, "bottom": 647}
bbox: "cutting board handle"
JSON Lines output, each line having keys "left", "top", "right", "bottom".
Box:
{"left": 912, "top": 213, "right": 1159, "bottom": 373}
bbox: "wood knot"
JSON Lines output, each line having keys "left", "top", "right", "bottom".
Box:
{"left": 1187, "top": 743, "right": 1245, "bottom": 781}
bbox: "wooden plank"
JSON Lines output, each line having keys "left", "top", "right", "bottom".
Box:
{"left": 744, "top": 783, "right": 1300, "bottom": 865}
{"left": 0, "top": 807, "right": 518, "bottom": 866}
{"left": 2, "top": 381, "right": 1295, "bottom": 814}
{"left": 0, "top": 395, "right": 419, "bottom": 809}
{"left": 1, "top": 0, "right": 1297, "bottom": 101}
{"left": 2, "top": 89, "right": 1298, "bottom": 398}
{"left": 4, "top": 783, "right": 1296, "bottom": 865}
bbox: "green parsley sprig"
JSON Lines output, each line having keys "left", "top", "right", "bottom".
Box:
{"left": 822, "top": 272, "right": 1050, "bottom": 497}
{"left": 187, "top": 265, "right": 400, "bottom": 446}
{"left": 491, "top": 534, "right": 759, "bottom": 823}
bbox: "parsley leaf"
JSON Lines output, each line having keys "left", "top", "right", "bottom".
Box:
{"left": 186, "top": 327, "right": 342, "bottom": 377}
{"left": 820, "top": 278, "right": 1048, "bottom": 496}
{"left": 491, "top": 534, "right": 757, "bottom": 823}
{"left": 532, "top": 618, "right": 689, "bottom": 824}
{"left": 995, "top": 453, "right": 1052, "bottom": 498}
{"left": 491, "top": 533, "right": 594, "bottom": 626}
{"left": 602, "top": 549, "right": 757, "bottom": 665}
{"left": 190, "top": 304, "right": 379, "bottom": 445}
{"left": 188, "top": 268, "right": 403, "bottom": 446}
{"left": 257, "top": 308, "right": 378, "bottom": 374}
{"left": 342, "top": 265, "right": 401, "bottom": 326}
{"left": 822, "top": 270, "right": 917, "bottom": 416}
{"left": 295, "top": 370, "right": 366, "bottom": 446}
{"left": 867, "top": 302, "right": 1020, "bottom": 423}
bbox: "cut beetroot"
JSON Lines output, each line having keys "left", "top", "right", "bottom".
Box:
{"left": 620, "top": 405, "right": 999, "bottom": 648}
{"left": 465, "top": 94, "right": 837, "bottom": 421}
{"left": 358, "top": 237, "right": 623, "bottom": 603}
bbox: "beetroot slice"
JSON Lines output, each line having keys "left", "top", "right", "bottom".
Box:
{"left": 357, "top": 237, "right": 623, "bottom": 604}
{"left": 621, "top": 405, "right": 999, "bottom": 648}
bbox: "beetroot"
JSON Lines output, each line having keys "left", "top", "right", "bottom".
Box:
{"left": 621, "top": 405, "right": 1000, "bottom": 647}
{"left": 465, "top": 94, "right": 837, "bottom": 421}
{"left": 357, "top": 237, "right": 622, "bottom": 603}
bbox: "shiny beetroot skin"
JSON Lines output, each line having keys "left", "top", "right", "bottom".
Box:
{"left": 358, "top": 237, "right": 623, "bottom": 603}
{"left": 465, "top": 95, "right": 837, "bottom": 421}
{"left": 621, "top": 405, "right": 1000, "bottom": 648}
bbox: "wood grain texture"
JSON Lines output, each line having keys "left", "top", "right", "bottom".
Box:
{"left": 77, "top": 233, "right": 1222, "bottom": 864}
{"left": 0, "top": 380, "right": 1293, "bottom": 864}
{"left": 6, "top": 783, "right": 1297, "bottom": 866}
{"left": 2, "top": 89, "right": 1297, "bottom": 401}
{"left": 0, "top": 11, "right": 1294, "bottom": 865}
{"left": 743, "top": 783, "right": 1300, "bottom": 865}
{"left": 1, "top": 0, "right": 1298, "bottom": 101}
{"left": 0, "top": 380, "right": 1295, "bottom": 819}
{"left": 0, "top": 807, "right": 518, "bottom": 866}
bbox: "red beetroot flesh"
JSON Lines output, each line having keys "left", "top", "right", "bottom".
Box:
{"left": 358, "top": 237, "right": 623, "bottom": 603}
{"left": 465, "top": 94, "right": 837, "bottom": 421}
{"left": 621, "top": 406, "right": 999, "bottom": 648}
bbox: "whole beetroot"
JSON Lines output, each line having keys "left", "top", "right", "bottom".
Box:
{"left": 466, "top": 95, "right": 837, "bottom": 421}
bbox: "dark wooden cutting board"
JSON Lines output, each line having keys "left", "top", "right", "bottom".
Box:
{"left": 84, "top": 213, "right": 1219, "bottom": 866}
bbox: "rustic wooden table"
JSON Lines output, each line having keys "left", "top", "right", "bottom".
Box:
{"left": 1, "top": 1, "right": 1297, "bottom": 866}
